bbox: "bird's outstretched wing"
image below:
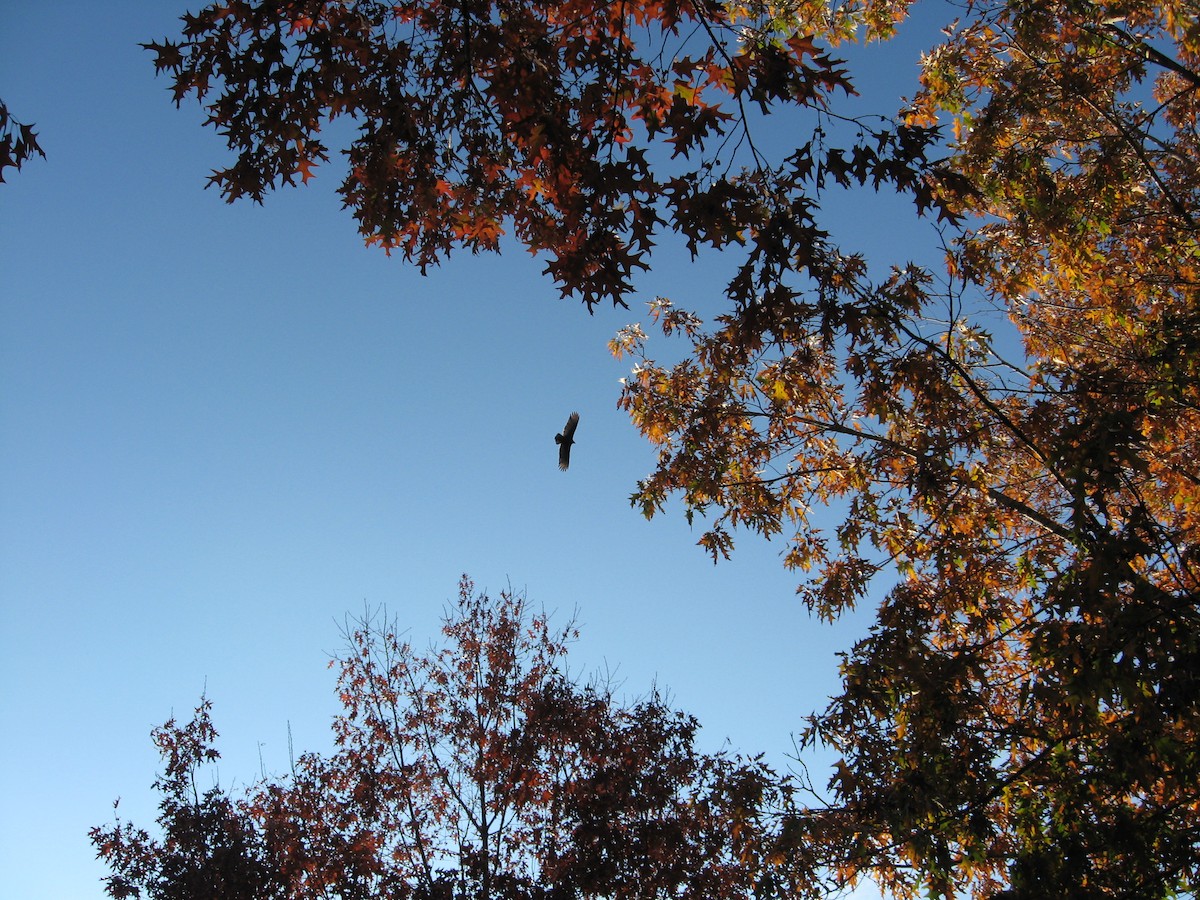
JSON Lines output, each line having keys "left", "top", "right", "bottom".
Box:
{"left": 556, "top": 412, "right": 579, "bottom": 470}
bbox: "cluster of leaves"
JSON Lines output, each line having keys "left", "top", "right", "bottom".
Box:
{"left": 0, "top": 99, "right": 45, "bottom": 182}
{"left": 93, "top": 578, "right": 815, "bottom": 900}
{"left": 141, "top": 0, "right": 1200, "bottom": 896}
{"left": 140, "top": 0, "right": 966, "bottom": 309}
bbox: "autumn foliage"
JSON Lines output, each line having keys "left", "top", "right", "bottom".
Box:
{"left": 93, "top": 579, "right": 812, "bottom": 899}
{"left": 140, "top": 0, "right": 1200, "bottom": 896}
{"left": 140, "top": 0, "right": 968, "bottom": 309}
{"left": 610, "top": 3, "right": 1200, "bottom": 897}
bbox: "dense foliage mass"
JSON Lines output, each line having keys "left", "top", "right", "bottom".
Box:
{"left": 142, "top": 0, "right": 1199, "bottom": 896}
{"left": 140, "top": 0, "right": 968, "bottom": 308}
{"left": 93, "top": 580, "right": 810, "bottom": 899}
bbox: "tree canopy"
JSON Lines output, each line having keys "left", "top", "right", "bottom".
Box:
{"left": 140, "top": 0, "right": 966, "bottom": 309}
{"left": 93, "top": 578, "right": 812, "bottom": 900}
{"left": 142, "top": 0, "right": 1200, "bottom": 896}
{"left": 610, "top": 4, "right": 1200, "bottom": 895}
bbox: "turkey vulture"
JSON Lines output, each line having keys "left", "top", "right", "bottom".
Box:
{"left": 556, "top": 412, "right": 579, "bottom": 470}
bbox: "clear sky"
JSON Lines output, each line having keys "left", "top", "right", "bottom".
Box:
{"left": 2, "top": 4, "right": 953, "bottom": 897}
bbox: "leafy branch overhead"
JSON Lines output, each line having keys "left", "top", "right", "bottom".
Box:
{"left": 0, "top": 99, "right": 45, "bottom": 183}
{"left": 141, "top": 0, "right": 963, "bottom": 309}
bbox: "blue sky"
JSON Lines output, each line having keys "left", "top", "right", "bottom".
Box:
{"left": 2, "top": 4, "right": 954, "bottom": 897}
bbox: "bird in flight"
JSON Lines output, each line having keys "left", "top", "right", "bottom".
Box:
{"left": 556, "top": 412, "right": 579, "bottom": 470}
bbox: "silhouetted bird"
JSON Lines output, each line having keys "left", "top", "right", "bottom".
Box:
{"left": 556, "top": 412, "right": 579, "bottom": 470}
